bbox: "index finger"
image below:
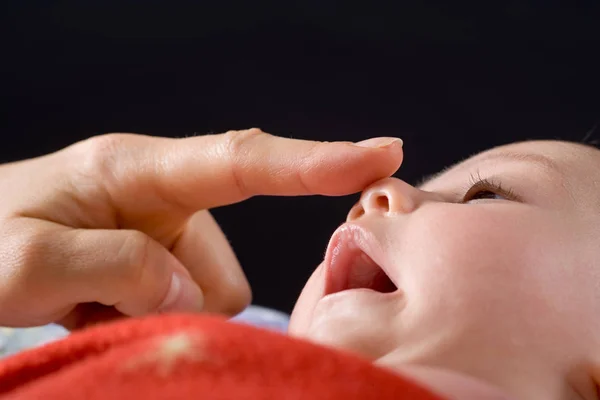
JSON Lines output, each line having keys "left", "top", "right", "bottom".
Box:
{"left": 101, "top": 129, "right": 403, "bottom": 210}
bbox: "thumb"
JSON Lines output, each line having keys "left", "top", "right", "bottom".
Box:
{"left": 68, "top": 228, "right": 205, "bottom": 316}
{"left": 4, "top": 220, "right": 206, "bottom": 322}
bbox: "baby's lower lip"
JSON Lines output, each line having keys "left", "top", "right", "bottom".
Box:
{"left": 319, "top": 287, "right": 401, "bottom": 304}
{"left": 323, "top": 225, "right": 398, "bottom": 297}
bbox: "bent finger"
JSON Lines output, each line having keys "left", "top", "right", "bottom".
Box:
{"left": 170, "top": 210, "right": 252, "bottom": 316}
{"left": 66, "top": 228, "right": 205, "bottom": 317}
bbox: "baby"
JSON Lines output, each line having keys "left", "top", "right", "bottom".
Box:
{"left": 1, "top": 139, "right": 599, "bottom": 400}
{"left": 288, "top": 139, "right": 600, "bottom": 400}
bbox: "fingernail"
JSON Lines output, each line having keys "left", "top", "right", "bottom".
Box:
{"left": 354, "top": 137, "right": 403, "bottom": 148}
{"left": 159, "top": 272, "right": 204, "bottom": 313}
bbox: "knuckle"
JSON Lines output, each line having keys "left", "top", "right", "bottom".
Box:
{"left": 295, "top": 142, "right": 321, "bottom": 193}
{"left": 223, "top": 128, "right": 267, "bottom": 156}
{"left": 82, "top": 133, "right": 127, "bottom": 160}
{"left": 67, "top": 133, "right": 142, "bottom": 204}
{"left": 0, "top": 226, "right": 50, "bottom": 294}
{"left": 115, "top": 230, "right": 152, "bottom": 287}
{"left": 222, "top": 128, "right": 268, "bottom": 199}
{"left": 295, "top": 169, "right": 313, "bottom": 194}
{"left": 74, "top": 133, "right": 133, "bottom": 180}
{"left": 13, "top": 233, "right": 47, "bottom": 275}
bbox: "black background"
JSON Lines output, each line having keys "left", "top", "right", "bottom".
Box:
{"left": 3, "top": 1, "right": 600, "bottom": 314}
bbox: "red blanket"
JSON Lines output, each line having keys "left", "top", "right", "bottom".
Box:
{"left": 0, "top": 314, "right": 445, "bottom": 399}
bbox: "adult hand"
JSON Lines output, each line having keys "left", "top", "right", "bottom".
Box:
{"left": 0, "top": 129, "right": 403, "bottom": 329}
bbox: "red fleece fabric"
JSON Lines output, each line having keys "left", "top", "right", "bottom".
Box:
{"left": 0, "top": 314, "right": 445, "bottom": 399}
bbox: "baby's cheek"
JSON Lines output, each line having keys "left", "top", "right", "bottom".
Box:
{"left": 396, "top": 207, "right": 575, "bottom": 351}
{"left": 397, "top": 208, "right": 550, "bottom": 325}
{"left": 288, "top": 263, "right": 326, "bottom": 336}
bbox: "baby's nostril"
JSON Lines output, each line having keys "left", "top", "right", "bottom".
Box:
{"left": 375, "top": 195, "right": 390, "bottom": 211}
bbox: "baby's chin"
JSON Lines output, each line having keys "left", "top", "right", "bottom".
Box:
{"left": 291, "top": 333, "right": 515, "bottom": 400}
{"left": 288, "top": 266, "right": 519, "bottom": 400}
{"left": 289, "top": 324, "right": 516, "bottom": 400}
{"left": 289, "top": 301, "right": 516, "bottom": 399}
{"left": 379, "top": 363, "right": 517, "bottom": 400}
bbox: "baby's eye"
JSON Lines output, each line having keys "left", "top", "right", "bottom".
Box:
{"left": 464, "top": 189, "right": 506, "bottom": 202}
{"left": 462, "top": 178, "right": 516, "bottom": 203}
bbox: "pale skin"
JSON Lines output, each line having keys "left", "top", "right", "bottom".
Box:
{"left": 0, "top": 128, "right": 403, "bottom": 329}
{"left": 289, "top": 140, "right": 600, "bottom": 400}
{"left": 2, "top": 131, "right": 600, "bottom": 399}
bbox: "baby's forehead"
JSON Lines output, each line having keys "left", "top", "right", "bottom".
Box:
{"left": 470, "top": 140, "right": 600, "bottom": 180}
{"left": 475, "top": 140, "right": 598, "bottom": 165}
{"left": 421, "top": 140, "right": 600, "bottom": 198}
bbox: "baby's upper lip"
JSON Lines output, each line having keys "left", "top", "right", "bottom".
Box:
{"left": 323, "top": 222, "right": 398, "bottom": 296}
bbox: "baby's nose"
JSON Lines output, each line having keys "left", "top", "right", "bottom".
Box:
{"left": 347, "top": 177, "right": 424, "bottom": 221}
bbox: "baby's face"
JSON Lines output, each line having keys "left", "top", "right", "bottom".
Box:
{"left": 289, "top": 141, "right": 600, "bottom": 400}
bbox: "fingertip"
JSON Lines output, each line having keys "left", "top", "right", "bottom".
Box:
{"left": 349, "top": 138, "right": 404, "bottom": 169}
{"left": 325, "top": 138, "right": 404, "bottom": 189}
{"left": 353, "top": 137, "right": 403, "bottom": 149}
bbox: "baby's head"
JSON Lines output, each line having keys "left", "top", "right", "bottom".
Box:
{"left": 288, "top": 140, "right": 600, "bottom": 400}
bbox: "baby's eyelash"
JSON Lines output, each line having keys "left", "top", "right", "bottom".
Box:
{"left": 461, "top": 171, "right": 520, "bottom": 202}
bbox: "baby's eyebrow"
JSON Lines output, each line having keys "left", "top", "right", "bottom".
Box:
{"left": 417, "top": 151, "right": 562, "bottom": 189}
{"left": 475, "top": 151, "right": 561, "bottom": 173}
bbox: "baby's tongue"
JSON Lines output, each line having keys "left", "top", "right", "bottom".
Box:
{"left": 347, "top": 254, "right": 380, "bottom": 289}
{"left": 347, "top": 253, "right": 397, "bottom": 292}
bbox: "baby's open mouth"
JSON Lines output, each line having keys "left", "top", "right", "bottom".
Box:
{"left": 323, "top": 224, "right": 399, "bottom": 296}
